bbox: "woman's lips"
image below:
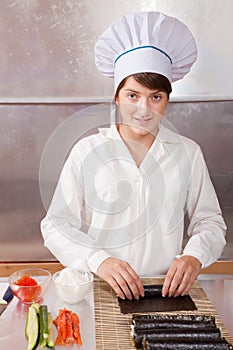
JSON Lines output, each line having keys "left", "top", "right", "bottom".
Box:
{"left": 133, "top": 117, "right": 152, "bottom": 127}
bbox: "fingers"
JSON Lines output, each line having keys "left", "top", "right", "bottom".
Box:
{"left": 97, "top": 255, "right": 201, "bottom": 300}
{"left": 96, "top": 257, "right": 144, "bottom": 300}
{"left": 172, "top": 270, "right": 195, "bottom": 298}
{"left": 162, "top": 256, "right": 201, "bottom": 298}
{"left": 162, "top": 265, "right": 176, "bottom": 297}
{"left": 108, "top": 275, "right": 131, "bottom": 300}
{"left": 122, "top": 264, "right": 144, "bottom": 300}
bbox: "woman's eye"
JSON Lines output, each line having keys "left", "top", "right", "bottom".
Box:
{"left": 152, "top": 95, "right": 161, "bottom": 101}
{"left": 128, "top": 93, "right": 137, "bottom": 99}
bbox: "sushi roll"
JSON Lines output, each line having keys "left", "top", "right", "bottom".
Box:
{"left": 142, "top": 285, "right": 163, "bottom": 298}
{"left": 131, "top": 327, "right": 221, "bottom": 349}
{"left": 142, "top": 338, "right": 233, "bottom": 350}
{"left": 132, "top": 320, "right": 217, "bottom": 331}
{"left": 132, "top": 314, "right": 216, "bottom": 325}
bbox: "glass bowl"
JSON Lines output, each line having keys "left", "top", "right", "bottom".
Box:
{"left": 9, "top": 268, "right": 51, "bottom": 304}
{"left": 52, "top": 268, "right": 93, "bottom": 304}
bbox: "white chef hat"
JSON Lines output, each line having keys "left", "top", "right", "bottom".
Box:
{"left": 94, "top": 11, "right": 197, "bottom": 92}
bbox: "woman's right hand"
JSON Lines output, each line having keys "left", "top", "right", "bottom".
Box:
{"left": 96, "top": 257, "right": 144, "bottom": 300}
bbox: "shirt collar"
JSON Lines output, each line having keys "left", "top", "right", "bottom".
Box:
{"left": 98, "top": 124, "right": 120, "bottom": 139}
{"left": 156, "top": 123, "right": 180, "bottom": 144}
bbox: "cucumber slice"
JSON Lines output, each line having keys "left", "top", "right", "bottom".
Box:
{"left": 39, "top": 305, "right": 49, "bottom": 348}
{"left": 47, "top": 313, "right": 55, "bottom": 348}
{"left": 31, "top": 303, "right": 39, "bottom": 313}
{"left": 25, "top": 305, "right": 39, "bottom": 350}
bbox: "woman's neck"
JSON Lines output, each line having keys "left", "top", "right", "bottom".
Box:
{"left": 117, "top": 124, "right": 158, "bottom": 167}
{"left": 117, "top": 124, "right": 158, "bottom": 150}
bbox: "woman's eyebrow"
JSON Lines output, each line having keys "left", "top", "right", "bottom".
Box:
{"left": 124, "top": 88, "right": 162, "bottom": 94}
{"left": 124, "top": 88, "right": 140, "bottom": 93}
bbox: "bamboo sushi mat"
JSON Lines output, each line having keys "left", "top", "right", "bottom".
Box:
{"left": 94, "top": 277, "right": 233, "bottom": 350}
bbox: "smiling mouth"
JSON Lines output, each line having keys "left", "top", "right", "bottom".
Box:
{"left": 133, "top": 118, "right": 152, "bottom": 125}
{"left": 134, "top": 117, "right": 152, "bottom": 121}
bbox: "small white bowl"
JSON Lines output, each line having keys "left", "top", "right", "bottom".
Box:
{"left": 52, "top": 268, "right": 93, "bottom": 304}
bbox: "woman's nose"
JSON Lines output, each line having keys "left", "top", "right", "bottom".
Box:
{"left": 137, "top": 98, "right": 150, "bottom": 117}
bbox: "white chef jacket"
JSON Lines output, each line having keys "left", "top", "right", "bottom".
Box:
{"left": 41, "top": 124, "right": 226, "bottom": 276}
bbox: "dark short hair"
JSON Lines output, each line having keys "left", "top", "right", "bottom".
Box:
{"left": 115, "top": 72, "right": 172, "bottom": 99}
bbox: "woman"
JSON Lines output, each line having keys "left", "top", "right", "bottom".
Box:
{"left": 41, "top": 11, "right": 226, "bottom": 300}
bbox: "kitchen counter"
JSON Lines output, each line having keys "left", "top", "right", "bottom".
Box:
{"left": 0, "top": 274, "right": 232, "bottom": 349}
{"left": 198, "top": 274, "right": 233, "bottom": 339}
{"left": 0, "top": 278, "right": 96, "bottom": 350}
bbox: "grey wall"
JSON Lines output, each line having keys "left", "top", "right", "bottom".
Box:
{"left": 0, "top": 1, "right": 232, "bottom": 262}
{"left": 0, "top": 101, "right": 232, "bottom": 262}
{"left": 1, "top": 0, "right": 233, "bottom": 100}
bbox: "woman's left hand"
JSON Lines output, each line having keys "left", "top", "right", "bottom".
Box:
{"left": 162, "top": 255, "right": 201, "bottom": 298}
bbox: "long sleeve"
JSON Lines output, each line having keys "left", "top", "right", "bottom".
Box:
{"left": 182, "top": 145, "right": 226, "bottom": 268}
{"left": 40, "top": 147, "right": 111, "bottom": 274}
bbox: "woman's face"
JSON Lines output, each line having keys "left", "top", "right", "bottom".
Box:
{"left": 115, "top": 76, "right": 168, "bottom": 138}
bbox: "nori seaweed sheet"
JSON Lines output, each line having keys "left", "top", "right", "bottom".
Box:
{"left": 118, "top": 284, "right": 197, "bottom": 314}
{"left": 143, "top": 338, "right": 233, "bottom": 350}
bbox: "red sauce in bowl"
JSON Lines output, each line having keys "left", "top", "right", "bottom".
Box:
{"left": 14, "top": 274, "right": 42, "bottom": 302}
